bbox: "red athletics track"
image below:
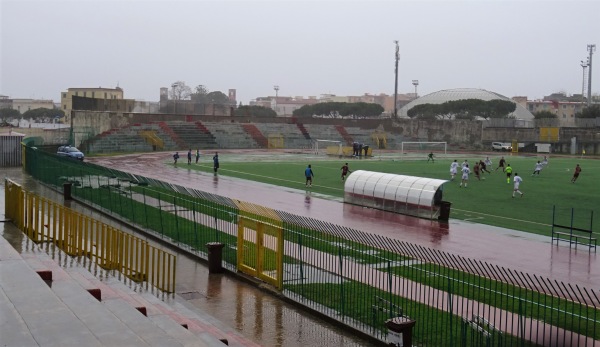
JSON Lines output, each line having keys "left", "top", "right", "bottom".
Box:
{"left": 89, "top": 152, "right": 599, "bottom": 290}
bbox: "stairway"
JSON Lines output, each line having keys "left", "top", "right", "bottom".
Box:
{"left": 296, "top": 123, "right": 311, "bottom": 140}
{"left": 158, "top": 121, "right": 187, "bottom": 149}
{"left": 242, "top": 124, "right": 268, "bottom": 148}
{"left": 334, "top": 125, "right": 353, "bottom": 145}
{"left": 0, "top": 232, "right": 256, "bottom": 346}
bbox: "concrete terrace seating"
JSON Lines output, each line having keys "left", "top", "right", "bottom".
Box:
{"left": 0, "top": 233, "right": 250, "bottom": 346}
{"left": 202, "top": 121, "right": 259, "bottom": 149}
{"left": 88, "top": 123, "right": 178, "bottom": 153}
{"left": 253, "top": 123, "right": 312, "bottom": 149}
{"left": 163, "top": 121, "right": 219, "bottom": 150}
{"left": 302, "top": 124, "right": 346, "bottom": 143}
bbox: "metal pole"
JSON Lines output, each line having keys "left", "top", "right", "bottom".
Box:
{"left": 394, "top": 41, "right": 399, "bottom": 120}
{"left": 587, "top": 44, "right": 595, "bottom": 106}
{"left": 581, "top": 60, "right": 587, "bottom": 105}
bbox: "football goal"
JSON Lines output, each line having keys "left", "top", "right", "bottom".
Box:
{"left": 313, "top": 139, "right": 343, "bottom": 156}
{"left": 401, "top": 142, "right": 447, "bottom": 158}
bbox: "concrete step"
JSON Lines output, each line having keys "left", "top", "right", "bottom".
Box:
{"left": 0, "top": 238, "right": 103, "bottom": 346}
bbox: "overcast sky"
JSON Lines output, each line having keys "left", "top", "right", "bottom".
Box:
{"left": 1, "top": 0, "right": 598, "bottom": 104}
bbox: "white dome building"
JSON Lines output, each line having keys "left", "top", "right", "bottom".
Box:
{"left": 398, "top": 88, "right": 534, "bottom": 120}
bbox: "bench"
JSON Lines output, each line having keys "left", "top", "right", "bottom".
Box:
{"left": 551, "top": 224, "right": 597, "bottom": 252}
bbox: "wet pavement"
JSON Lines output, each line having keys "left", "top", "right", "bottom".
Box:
{"left": 0, "top": 167, "right": 372, "bottom": 347}
{"left": 88, "top": 152, "right": 600, "bottom": 290}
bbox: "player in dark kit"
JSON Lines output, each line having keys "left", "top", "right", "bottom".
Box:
{"left": 305, "top": 164, "right": 314, "bottom": 187}
{"left": 212, "top": 152, "right": 219, "bottom": 173}
{"left": 571, "top": 164, "right": 582, "bottom": 183}
{"left": 340, "top": 163, "right": 351, "bottom": 181}
{"left": 496, "top": 156, "right": 506, "bottom": 172}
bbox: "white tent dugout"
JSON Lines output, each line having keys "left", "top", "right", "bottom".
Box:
{"left": 343, "top": 170, "right": 449, "bottom": 220}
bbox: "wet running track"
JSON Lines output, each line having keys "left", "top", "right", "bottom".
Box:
{"left": 89, "top": 151, "right": 599, "bottom": 290}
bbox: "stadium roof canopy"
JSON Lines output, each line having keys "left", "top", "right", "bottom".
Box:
{"left": 398, "top": 88, "right": 534, "bottom": 120}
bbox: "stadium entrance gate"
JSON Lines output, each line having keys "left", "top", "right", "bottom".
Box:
{"left": 237, "top": 216, "right": 284, "bottom": 290}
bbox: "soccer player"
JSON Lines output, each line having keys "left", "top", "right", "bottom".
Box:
{"left": 505, "top": 164, "right": 513, "bottom": 183}
{"left": 495, "top": 156, "right": 506, "bottom": 172}
{"left": 427, "top": 152, "right": 435, "bottom": 163}
{"left": 449, "top": 160, "right": 459, "bottom": 180}
{"left": 461, "top": 159, "right": 468, "bottom": 169}
{"left": 212, "top": 152, "right": 219, "bottom": 173}
{"left": 305, "top": 164, "right": 315, "bottom": 187}
{"left": 340, "top": 163, "right": 351, "bottom": 181}
{"left": 512, "top": 173, "right": 524, "bottom": 198}
{"left": 195, "top": 149, "right": 201, "bottom": 163}
{"left": 479, "top": 159, "right": 491, "bottom": 175}
{"left": 541, "top": 155, "right": 549, "bottom": 167}
{"left": 187, "top": 149, "right": 192, "bottom": 165}
{"left": 532, "top": 161, "right": 543, "bottom": 176}
{"left": 173, "top": 151, "right": 179, "bottom": 165}
{"left": 459, "top": 164, "right": 470, "bottom": 188}
{"left": 484, "top": 156, "right": 492, "bottom": 169}
{"left": 473, "top": 162, "right": 481, "bottom": 180}
{"left": 571, "top": 164, "right": 582, "bottom": 183}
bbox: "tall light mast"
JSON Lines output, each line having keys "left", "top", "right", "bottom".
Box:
{"left": 393, "top": 41, "right": 400, "bottom": 119}
{"left": 587, "top": 44, "right": 595, "bottom": 106}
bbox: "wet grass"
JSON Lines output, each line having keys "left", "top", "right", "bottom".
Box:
{"left": 183, "top": 154, "right": 600, "bottom": 237}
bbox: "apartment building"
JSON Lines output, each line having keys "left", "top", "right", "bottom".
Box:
{"left": 61, "top": 87, "right": 124, "bottom": 121}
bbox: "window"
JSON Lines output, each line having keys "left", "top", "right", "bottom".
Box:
{"left": 62, "top": 93, "right": 66, "bottom": 99}
{"left": 92, "top": 92, "right": 95, "bottom": 98}
{"left": 63, "top": 105, "right": 66, "bottom": 110}
{"left": 562, "top": 105, "right": 566, "bottom": 109}
{"left": 563, "top": 114, "right": 566, "bottom": 118}
{"left": 83, "top": 92, "right": 87, "bottom": 97}
{"left": 75, "top": 91, "right": 79, "bottom": 96}
{"left": 104, "top": 92, "right": 107, "bottom": 99}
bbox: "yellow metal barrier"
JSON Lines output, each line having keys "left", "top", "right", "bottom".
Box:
{"left": 235, "top": 200, "right": 283, "bottom": 290}
{"left": 267, "top": 134, "right": 284, "bottom": 149}
{"left": 139, "top": 130, "right": 164, "bottom": 150}
{"left": 4, "top": 179, "right": 176, "bottom": 293}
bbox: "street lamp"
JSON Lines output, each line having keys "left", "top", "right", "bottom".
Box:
{"left": 273, "top": 85, "right": 279, "bottom": 115}
{"left": 412, "top": 80, "right": 419, "bottom": 98}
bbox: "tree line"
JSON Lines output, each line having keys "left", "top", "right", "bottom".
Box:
{"left": 406, "top": 99, "right": 517, "bottom": 120}
{"left": 292, "top": 102, "right": 384, "bottom": 118}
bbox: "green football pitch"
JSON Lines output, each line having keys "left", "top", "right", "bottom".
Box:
{"left": 178, "top": 153, "right": 599, "bottom": 237}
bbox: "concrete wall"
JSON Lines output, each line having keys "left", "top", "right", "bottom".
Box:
{"left": 71, "top": 112, "right": 600, "bottom": 154}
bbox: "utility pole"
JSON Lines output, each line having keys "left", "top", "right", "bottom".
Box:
{"left": 394, "top": 41, "right": 399, "bottom": 120}
{"left": 587, "top": 44, "right": 595, "bottom": 106}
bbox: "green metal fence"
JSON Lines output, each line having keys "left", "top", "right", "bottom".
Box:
{"left": 24, "top": 146, "right": 599, "bottom": 346}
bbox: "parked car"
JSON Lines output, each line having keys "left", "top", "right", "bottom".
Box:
{"left": 57, "top": 145, "right": 85, "bottom": 161}
{"left": 491, "top": 142, "right": 512, "bottom": 151}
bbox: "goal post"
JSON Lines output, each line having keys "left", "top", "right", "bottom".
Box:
{"left": 313, "top": 139, "right": 343, "bottom": 156}
{"left": 401, "top": 142, "right": 447, "bottom": 157}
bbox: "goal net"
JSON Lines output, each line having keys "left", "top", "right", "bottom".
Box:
{"left": 401, "top": 142, "right": 447, "bottom": 159}
{"left": 313, "top": 139, "right": 343, "bottom": 156}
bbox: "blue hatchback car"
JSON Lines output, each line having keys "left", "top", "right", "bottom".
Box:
{"left": 57, "top": 145, "right": 85, "bottom": 161}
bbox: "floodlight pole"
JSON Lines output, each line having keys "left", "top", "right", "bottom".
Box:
{"left": 412, "top": 80, "right": 419, "bottom": 98}
{"left": 273, "top": 85, "right": 279, "bottom": 116}
{"left": 394, "top": 41, "right": 399, "bottom": 120}
{"left": 587, "top": 44, "right": 595, "bottom": 106}
{"left": 581, "top": 60, "right": 588, "bottom": 105}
